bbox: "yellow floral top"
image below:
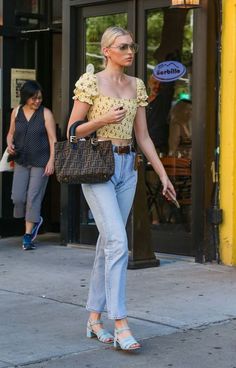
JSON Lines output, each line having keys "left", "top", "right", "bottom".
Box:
{"left": 73, "top": 72, "right": 148, "bottom": 139}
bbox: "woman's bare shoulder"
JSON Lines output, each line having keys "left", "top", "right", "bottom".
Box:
{"left": 126, "top": 74, "right": 136, "bottom": 81}
{"left": 43, "top": 107, "right": 54, "bottom": 119}
{"left": 43, "top": 106, "right": 52, "bottom": 114}
{"left": 126, "top": 75, "right": 139, "bottom": 88}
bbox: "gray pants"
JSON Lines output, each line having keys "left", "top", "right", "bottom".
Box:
{"left": 11, "top": 163, "right": 48, "bottom": 223}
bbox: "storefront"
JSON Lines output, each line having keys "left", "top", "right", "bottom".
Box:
{"left": 2, "top": 0, "right": 232, "bottom": 265}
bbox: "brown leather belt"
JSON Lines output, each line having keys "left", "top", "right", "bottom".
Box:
{"left": 114, "top": 145, "right": 135, "bottom": 154}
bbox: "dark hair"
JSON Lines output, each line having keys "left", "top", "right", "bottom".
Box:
{"left": 20, "top": 80, "right": 43, "bottom": 105}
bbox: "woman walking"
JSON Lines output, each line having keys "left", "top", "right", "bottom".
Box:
{"left": 7, "top": 80, "right": 57, "bottom": 250}
{"left": 67, "top": 26, "right": 176, "bottom": 351}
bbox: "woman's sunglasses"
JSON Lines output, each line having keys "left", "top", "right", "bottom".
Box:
{"left": 109, "top": 43, "right": 139, "bottom": 53}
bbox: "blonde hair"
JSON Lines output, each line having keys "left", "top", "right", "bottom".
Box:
{"left": 101, "top": 26, "right": 133, "bottom": 67}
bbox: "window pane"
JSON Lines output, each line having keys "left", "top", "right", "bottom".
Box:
{"left": 80, "top": 13, "right": 128, "bottom": 226}
{"left": 15, "top": 0, "right": 39, "bottom": 13}
{"left": 52, "top": 0, "right": 62, "bottom": 26}
{"left": 85, "top": 14, "right": 128, "bottom": 72}
{"left": 145, "top": 8, "right": 193, "bottom": 236}
{"left": 15, "top": 0, "right": 41, "bottom": 28}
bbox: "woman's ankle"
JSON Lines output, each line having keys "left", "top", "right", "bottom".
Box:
{"left": 115, "top": 318, "right": 128, "bottom": 329}
{"left": 89, "top": 312, "right": 102, "bottom": 322}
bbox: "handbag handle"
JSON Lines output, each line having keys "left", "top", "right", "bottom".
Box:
{"left": 69, "top": 120, "right": 87, "bottom": 143}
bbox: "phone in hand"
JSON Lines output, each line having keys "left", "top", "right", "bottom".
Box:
{"left": 171, "top": 197, "right": 180, "bottom": 208}
{"left": 166, "top": 190, "right": 180, "bottom": 208}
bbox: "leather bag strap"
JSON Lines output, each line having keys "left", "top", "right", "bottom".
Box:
{"left": 69, "top": 120, "right": 86, "bottom": 143}
{"left": 69, "top": 120, "right": 96, "bottom": 144}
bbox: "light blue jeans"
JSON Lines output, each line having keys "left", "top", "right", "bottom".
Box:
{"left": 82, "top": 148, "right": 137, "bottom": 319}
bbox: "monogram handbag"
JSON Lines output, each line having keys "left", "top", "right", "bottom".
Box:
{"left": 54, "top": 121, "right": 115, "bottom": 184}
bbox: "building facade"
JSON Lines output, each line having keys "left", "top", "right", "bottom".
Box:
{"left": 0, "top": 0, "right": 235, "bottom": 266}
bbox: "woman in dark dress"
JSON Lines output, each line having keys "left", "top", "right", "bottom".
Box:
{"left": 7, "top": 80, "right": 57, "bottom": 250}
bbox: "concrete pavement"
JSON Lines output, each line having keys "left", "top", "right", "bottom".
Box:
{"left": 0, "top": 233, "right": 236, "bottom": 367}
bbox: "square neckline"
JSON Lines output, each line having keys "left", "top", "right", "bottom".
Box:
{"left": 94, "top": 73, "right": 138, "bottom": 101}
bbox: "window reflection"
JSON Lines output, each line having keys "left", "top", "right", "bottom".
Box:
{"left": 85, "top": 14, "right": 127, "bottom": 72}
{"left": 168, "top": 99, "right": 192, "bottom": 158}
{"left": 146, "top": 9, "right": 193, "bottom": 154}
{"left": 145, "top": 8, "right": 193, "bottom": 233}
{"left": 15, "top": 0, "right": 39, "bottom": 14}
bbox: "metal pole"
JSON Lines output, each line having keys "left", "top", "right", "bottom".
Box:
{"left": 207, "top": 0, "right": 223, "bottom": 263}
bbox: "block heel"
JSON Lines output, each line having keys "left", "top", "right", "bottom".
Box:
{"left": 86, "top": 319, "right": 114, "bottom": 344}
{"left": 86, "top": 327, "right": 96, "bottom": 338}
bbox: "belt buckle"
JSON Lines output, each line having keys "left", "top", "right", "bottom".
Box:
{"left": 121, "top": 146, "right": 130, "bottom": 154}
{"left": 114, "top": 145, "right": 132, "bottom": 154}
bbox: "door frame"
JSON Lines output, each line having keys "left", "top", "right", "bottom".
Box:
{"left": 136, "top": 0, "right": 208, "bottom": 258}
{"left": 60, "top": 0, "right": 136, "bottom": 244}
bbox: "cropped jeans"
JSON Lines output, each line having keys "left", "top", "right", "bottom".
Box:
{"left": 11, "top": 163, "right": 48, "bottom": 223}
{"left": 82, "top": 148, "right": 137, "bottom": 320}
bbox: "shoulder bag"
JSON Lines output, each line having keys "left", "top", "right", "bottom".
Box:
{"left": 54, "top": 121, "right": 115, "bottom": 184}
{"left": 0, "top": 105, "right": 21, "bottom": 172}
{"left": 0, "top": 148, "right": 14, "bottom": 172}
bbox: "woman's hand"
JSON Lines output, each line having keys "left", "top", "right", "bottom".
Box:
{"left": 44, "top": 159, "right": 54, "bottom": 176}
{"left": 101, "top": 106, "right": 126, "bottom": 125}
{"left": 68, "top": 101, "right": 126, "bottom": 138}
{"left": 160, "top": 173, "right": 176, "bottom": 201}
{"left": 7, "top": 144, "right": 16, "bottom": 156}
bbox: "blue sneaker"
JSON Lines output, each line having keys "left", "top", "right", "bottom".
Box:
{"left": 22, "top": 234, "right": 34, "bottom": 250}
{"left": 31, "top": 216, "right": 43, "bottom": 241}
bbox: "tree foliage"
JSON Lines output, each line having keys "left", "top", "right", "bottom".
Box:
{"left": 86, "top": 14, "right": 127, "bottom": 71}
{"left": 85, "top": 9, "right": 193, "bottom": 80}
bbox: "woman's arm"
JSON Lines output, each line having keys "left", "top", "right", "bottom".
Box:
{"left": 6, "top": 108, "right": 18, "bottom": 155}
{"left": 67, "top": 100, "right": 126, "bottom": 139}
{"left": 44, "top": 108, "right": 57, "bottom": 176}
{"left": 134, "top": 106, "right": 176, "bottom": 199}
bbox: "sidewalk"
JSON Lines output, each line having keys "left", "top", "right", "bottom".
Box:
{"left": 0, "top": 233, "right": 236, "bottom": 367}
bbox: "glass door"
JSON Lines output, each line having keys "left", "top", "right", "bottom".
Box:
{"left": 75, "top": 2, "right": 135, "bottom": 244}
{"left": 137, "top": 0, "right": 194, "bottom": 255}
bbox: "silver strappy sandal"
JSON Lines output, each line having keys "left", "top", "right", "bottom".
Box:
{"left": 114, "top": 327, "right": 141, "bottom": 350}
{"left": 87, "top": 319, "right": 114, "bottom": 344}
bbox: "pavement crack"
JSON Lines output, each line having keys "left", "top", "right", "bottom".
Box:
{"left": 189, "top": 316, "right": 236, "bottom": 330}
{"left": 0, "top": 288, "right": 85, "bottom": 308}
{"left": 9, "top": 347, "right": 110, "bottom": 367}
{"left": 127, "top": 315, "right": 183, "bottom": 330}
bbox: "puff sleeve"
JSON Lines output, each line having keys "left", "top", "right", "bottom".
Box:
{"left": 136, "top": 78, "right": 148, "bottom": 107}
{"left": 73, "top": 72, "right": 98, "bottom": 105}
